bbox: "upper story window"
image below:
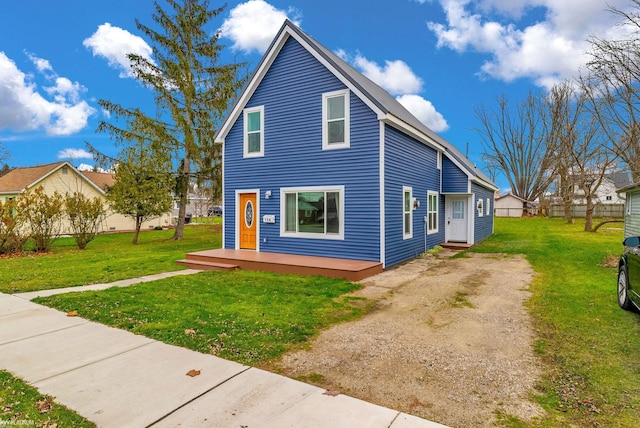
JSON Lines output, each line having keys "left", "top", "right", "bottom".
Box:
{"left": 403, "top": 186, "right": 412, "bottom": 239}
{"left": 322, "top": 89, "right": 350, "bottom": 150}
{"left": 244, "top": 106, "right": 264, "bottom": 158}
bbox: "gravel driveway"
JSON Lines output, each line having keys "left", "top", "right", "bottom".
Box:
{"left": 276, "top": 251, "right": 545, "bottom": 427}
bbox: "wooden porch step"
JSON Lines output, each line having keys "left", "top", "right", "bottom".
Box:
{"left": 176, "top": 259, "right": 239, "bottom": 271}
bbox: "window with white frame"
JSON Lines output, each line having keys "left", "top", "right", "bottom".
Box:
{"left": 428, "top": 191, "right": 438, "bottom": 234}
{"left": 281, "top": 186, "right": 344, "bottom": 239}
{"left": 244, "top": 106, "right": 264, "bottom": 157}
{"left": 477, "top": 198, "right": 484, "bottom": 217}
{"left": 403, "top": 186, "right": 412, "bottom": 239}
{"left": 322, "top": 89, "right": 350, "bottom": 149}
{"left": 486, "top": 198, "right": 490, "bottom": 215}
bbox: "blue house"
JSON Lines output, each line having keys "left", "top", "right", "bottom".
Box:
{"left": 214, "top": 20, "right": 496, "bottom": 270}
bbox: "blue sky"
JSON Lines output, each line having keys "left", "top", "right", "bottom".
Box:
{"left": 0, "top": 0, "right": 632, "bottom": 190}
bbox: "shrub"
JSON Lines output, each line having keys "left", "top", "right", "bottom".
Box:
{"left": 19, "top": 186, "right": 64, "bottom": 252}
{"left": 64, "top": 192, "right": 107, "bottom": 249}
{"left": 0, "top": 198, "right": 28, "bottom": 254}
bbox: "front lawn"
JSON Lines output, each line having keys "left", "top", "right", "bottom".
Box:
{"left": 0, "top": 370, "right": 95, "bottom": 427}
{"left": 471, "top": 217, "right": 640, "bottom": 427}
{"left": 0, "top": 224, "right": 220, "bottom": 294}
{"left": 35, "top": 270, "right": 365, "bottom": 366}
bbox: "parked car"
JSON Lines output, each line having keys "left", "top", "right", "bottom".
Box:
{"left": 618, "top": 236, "right": 640, "bottom": 311}
{"left": 208, "top": 206, "right": 222, "bottom": 217}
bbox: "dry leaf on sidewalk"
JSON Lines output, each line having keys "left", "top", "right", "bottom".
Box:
{"left": 66, "top": 310, "right": 78, "bottom": 317}
{"left": 186, "top": 369, "right": 201, "bottom": 377}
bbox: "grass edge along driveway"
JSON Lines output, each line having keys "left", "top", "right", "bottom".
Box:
{"left": 470, "top": 217, "right": 640, "bottom": 427}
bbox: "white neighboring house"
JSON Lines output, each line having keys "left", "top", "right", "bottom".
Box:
{"left": 494, "top": 193, "right": 538, "bottom": 217}
{"left": 0, "top": 161, "right": 171, "bottom": 233}
{"left": 564, "top": 172, "right": 631, "bottom": 205}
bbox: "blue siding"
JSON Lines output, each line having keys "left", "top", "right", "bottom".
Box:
{"left": 442, "top": 157, "right": 469, "bottom": 193}
{"left": 472, "top": 182, "right": 494, "bottom": 243}
{"left": 384, "top": 125, "right": 443, "bottom": 267}
{"left": 223, "top": 36, "right": 381, "bottom": 261}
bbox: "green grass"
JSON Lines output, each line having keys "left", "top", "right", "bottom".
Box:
{"left": 470, "top": 217, "right": 640, "bottom": 427}
{"left": 35, "top": 270, "right": 365, "bottom": 366}
{"left": 0, "top": 370, "right": 95, "bottom": 427}
{"left": 0, "top": 224, "right": 220, "bottom": 294}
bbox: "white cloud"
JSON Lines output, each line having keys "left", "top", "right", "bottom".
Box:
{"left": 58, "top": 148, "right": 94, "bottom": 160}
{"left": 0, "top": 52, "right": 95, "bottom": 136}
{"left": 25, "top": 52, "right": 53, "bottom": 74}
{"left": 83, "top": 23, "right": 154, "bottom": 78}
{"left": 339, "top": 50, "right": 447, "bottom": 131}
{"left": 353, "top": 56, "right": 423, "bottom": 96}
{"left": 397, "top": 94, "right": 449, "bottom": 132}
{"left": 220, "top": 0, "right": 301, "bottom": 54}
{"left": 427, "top": 0, "right": 632, "bottom": 88}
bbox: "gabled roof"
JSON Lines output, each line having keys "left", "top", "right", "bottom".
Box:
{"left": 215, "top": 20, "right": 497, "bottom": 191}
{"left": 81, "top": 171, "right": 115, "bottom": 191}
{"left": 0, "top": 161, "right": 111, "bottom": 195}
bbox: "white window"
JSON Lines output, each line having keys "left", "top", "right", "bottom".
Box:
{"left": 244, "top": 106, "right": 264, "bottom": 157}
{"left": 403, "top": 186, "right": 412, "bottom": 239}
{"left": 322, "top": 89, "right": 350, "bottom": 150}
{"left": 281, "top": 186, "right": 344, "bottom": 240}
{"left": 428, "top": 191, "right": 438, "bottom": 234}
{"left": 477, "top": 198, "right": 484, "bottom": 217}
{"left": 486, "top": 198, "right": 490, "bottom": 215}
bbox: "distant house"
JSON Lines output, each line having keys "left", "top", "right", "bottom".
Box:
{"left": 494, "top": 193, "right": 537, "bottom": 217}
{"left": 551, "top": 172, "right": 631, "bottom": 205}
{"left": 0, "top": 161, "right": 171, "bottom": 233}
{"left": 213, "top": 20, "right": 497, "bottom": 268}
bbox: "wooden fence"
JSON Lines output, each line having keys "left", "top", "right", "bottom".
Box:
{"left": 547, "top": 204, "right": 624, "bottom": 218}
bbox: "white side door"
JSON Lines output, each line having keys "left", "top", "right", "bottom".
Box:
{"left": 447, "top": 197, "right": 467, "bottom": 242}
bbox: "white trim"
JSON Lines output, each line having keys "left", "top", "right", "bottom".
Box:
{"left": 382, "top": 114, "right": 446, "bottom": 152}
{"left": 234, "top": 189, "right": 260, "bottom": 251}
{"left": 437, "top": 151, "right": 442, "bottom": 170}
{"left": 486, "top": 197, "right": 490, "bottom": 216}
{"left": 379, "top": 122, "right": 386, "bottom": 268}
{"left": 322, "top": 89, "right": 350, "bottom": 150}
{"left": 279, "top": 185, "right": 345, "bottom": 240}
{"left": 469, "top": 195, "right": 475, "bottom": 245}
{"left": 403, "top": 186, "right": 412, "bottom": 240}
{"left": 427, "top": 190, "right": 439, "bottom": 234}
{"left": 215, "top": 25, "right": 385, "bottom": 144}
{"left": 243, "top": 106, "right": 264, "bottom": 158}
{"left": 221, "top": 147, "right": 226, "bottom": 248}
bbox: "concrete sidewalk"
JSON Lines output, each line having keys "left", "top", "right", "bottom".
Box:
{"left": 1, "top": 290, "right": 447, "bottom": 427}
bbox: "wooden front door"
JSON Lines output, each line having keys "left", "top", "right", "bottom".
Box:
{"left": 239, "top": 193, "right": 257, "bottom": 250}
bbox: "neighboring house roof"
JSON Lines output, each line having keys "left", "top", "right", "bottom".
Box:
{"left": 608, "top": 171, "right": 632, "bottom": 190}
{"left": 0, "top": 161, "right": 66, "bottom": 193}
{"left": 81, "top": 171, "right": 115, "bottom": 191}
{"left": 496, "top": 193, "right": 537, "bottom": 207}
{"left": 215, "top": 20, "right": 497, "bottom": 192}
{"left": 0, "top": 161, "right": 111, "bottom": 195}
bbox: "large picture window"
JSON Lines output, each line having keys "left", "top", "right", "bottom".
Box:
{"left": 281, "top": 186, "right": 344, "bottom": 239}
{"left": 403, "top": 186, "right": 412, "bottom": 239}
{"left": 322, "top": 89, "right": 350, "bottom": 150}
{"left": 428, "top": 191, "right": 438, "bottom": 234}
{"left": 244, "top": 106, "right": 264, "bottom": 157}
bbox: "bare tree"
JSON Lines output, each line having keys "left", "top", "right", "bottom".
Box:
{"left": 586, "top": 0, "right": 640, "bottom": 182}
{"left": 547, "top": 80, "right": 618, "bottom": 231}
{"left": 474, "top": 92, "right": 556, "bottom": 201}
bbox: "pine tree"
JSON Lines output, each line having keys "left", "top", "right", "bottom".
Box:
{"left": 97, "top": 0, "right": 245, "bottom": 240}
